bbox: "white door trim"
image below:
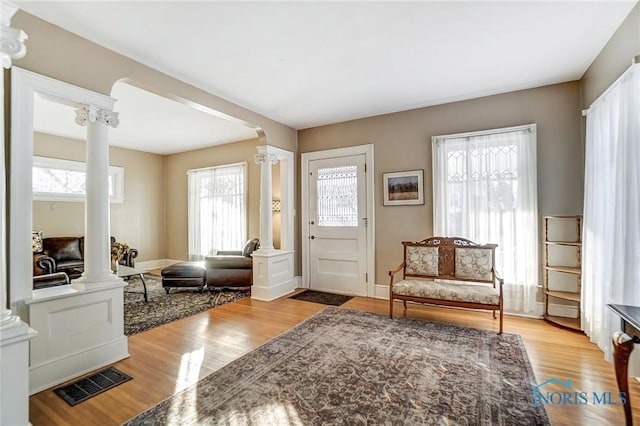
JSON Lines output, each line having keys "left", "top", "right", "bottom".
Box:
{"left": 301, "top": 144, "right": 375, "bottom": 297}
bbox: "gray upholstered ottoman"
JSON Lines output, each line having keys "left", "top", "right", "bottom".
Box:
{"left": 161, "top": 261, "right": 206, "bottom": 294}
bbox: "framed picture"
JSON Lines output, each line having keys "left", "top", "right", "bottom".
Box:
{"left": 383, "top": 170, "right": 424, "bottom": 206}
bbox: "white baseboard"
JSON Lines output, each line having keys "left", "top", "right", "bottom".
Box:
{"left": 29, "top": 336, "right": 128, "bottom": 395}
{"left": 135, "top": 259, "right": 181, "bottom": 271}
{"left": 252, "top": 278, "right": 297, "bottom": 301}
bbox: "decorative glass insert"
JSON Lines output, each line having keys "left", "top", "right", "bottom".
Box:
{"left": 32, "top": 156, "right": 124, "bottom": 203}
{"left": 316, "top": 165, "right": 358, "bottom": 227}
{"left": 33, "top": 166, "right": 86, "bottom": 195}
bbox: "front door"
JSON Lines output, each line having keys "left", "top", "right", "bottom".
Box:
{"left": 308, "top": 154, "right": 367, "bottom": 296}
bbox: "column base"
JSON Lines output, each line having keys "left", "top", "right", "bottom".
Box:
{"left": 251, "top": 250, "right": 296, "bottom": 301}
{"left": 26, "top": 278, "right": 128, "bottom": 394}
{"left": 1, "top": 312, "right": 37, "bottom": 426}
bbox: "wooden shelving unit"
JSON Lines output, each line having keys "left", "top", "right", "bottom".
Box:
{"left": 543, "top": 215, "right": 583, "bottom": 331}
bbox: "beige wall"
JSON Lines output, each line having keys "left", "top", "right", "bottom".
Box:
{"left": 33, "top": 132, "right": 166, "bottom": 261}
{"left": 163, "top": 138, "right": 261, "bottom": 261}
{"left": 299, "top": 82, "right": 583, "bottom": 284}
{"left": 580, "top": 2, "right": 640, "bottom": 108}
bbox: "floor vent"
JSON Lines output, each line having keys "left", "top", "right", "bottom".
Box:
{"left": 54, "top": 367, "right": 133, "bottom": 406}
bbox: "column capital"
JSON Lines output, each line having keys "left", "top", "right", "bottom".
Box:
{"left": 1, "top": 1, "right": 28, "bottom": 69}
{"left": 254, "top": 152, "right": 278, "bottom": 165}
{"left": 75, "top": 105, "right": 119, "bottom": 128}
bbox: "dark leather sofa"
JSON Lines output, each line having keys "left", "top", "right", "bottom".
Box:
{"left": 161, "top": 238, "right": 259, "bottom": 293}
{"left": 33, "top": 236, "right": 138, "bottom": 280}
{"left": 205, "top": 238, "right": 259, "bottom": 288}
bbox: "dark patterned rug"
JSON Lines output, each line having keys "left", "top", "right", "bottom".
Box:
{"left": 289, "top": 289, "right": 353, "bottom": 306}
{"left": 123, "top": 307, "right": 550, "bottom": 425}
{"left": 124, "top": 275, "right": 250, "bottom": 336}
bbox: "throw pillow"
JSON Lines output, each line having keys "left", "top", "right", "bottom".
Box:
{"left": 242, "top": 238, "right": 260, "bottom": 257}
{"left": 32, "top": 231, "right": 43, "bottom": 253}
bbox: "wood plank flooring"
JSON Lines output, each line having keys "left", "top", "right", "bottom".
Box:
{"left": 29, "top": 294, "right": 640, "bottom": 425}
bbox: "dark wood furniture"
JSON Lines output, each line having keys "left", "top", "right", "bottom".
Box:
{"left": 607, "top": 304, "right": 640, "bottom": 426}
{"left": 389, "top": 237, "right": 504, "bottom": 334}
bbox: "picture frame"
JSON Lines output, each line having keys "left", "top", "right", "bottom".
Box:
{"left": 382, "top": 169, "right": 424, "bottom": 206}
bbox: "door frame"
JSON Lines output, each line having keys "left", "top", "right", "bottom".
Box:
{"left": 301, "top": 144, "right": 375, "bottom": 297}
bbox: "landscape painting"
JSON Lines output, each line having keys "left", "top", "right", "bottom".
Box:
{"left": 383, "top": 170, "right": 424, "bottom": 206}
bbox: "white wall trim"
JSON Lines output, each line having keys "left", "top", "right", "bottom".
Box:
{"left": 301, "top": 144, "right": 375, "bottom": 296}
{"left": 10, "top": 66, "right": 117, "bottom": 314}
{"left": 29, "top": 336, "right": 128, "bottom": 394}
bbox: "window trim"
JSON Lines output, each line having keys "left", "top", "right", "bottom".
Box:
{"left": 32, "top": 155, "right": 125, "bottom": 203}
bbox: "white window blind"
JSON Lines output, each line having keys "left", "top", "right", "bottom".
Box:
{"left": 187, "top": 162, "right": 247, "bottom": 260}
{"left": 432, "top": 124, "right": 538, "bottom": 314}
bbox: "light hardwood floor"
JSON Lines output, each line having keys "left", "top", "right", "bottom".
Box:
{"left": 29, "top": 294, "right": 640, "bottom": 425}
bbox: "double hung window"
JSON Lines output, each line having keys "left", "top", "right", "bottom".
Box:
{"left": 187, "top": 162, "right": 247, "bottom": 259}
{"left": 432, "top": 124, "right": 538, "bottom": 313}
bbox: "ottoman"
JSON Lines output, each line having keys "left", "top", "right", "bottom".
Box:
{"left": 161, "top": 261, "right": 206, "bottom": 294}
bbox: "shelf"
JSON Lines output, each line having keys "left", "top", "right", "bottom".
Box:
{"left": 544, "top": 314, "right": 582, "bottom": 331}
{"left": 544, "top": 265, "right": 581, "bottom": 275}
{"left": 545, "top": 290, "right": 581, "bottom": 302}
{"left": 544, "top": 241, "right": 581, "bottom": 247}
{"left": 544, "top": 215, "right": 583, "bottom": 332}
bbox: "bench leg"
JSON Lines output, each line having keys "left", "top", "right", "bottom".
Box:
{"left": 493, "top": 309, "right": 496, "bottom": 319}
{"left": 403, "top": 300, "right": 407, "bottom": 310}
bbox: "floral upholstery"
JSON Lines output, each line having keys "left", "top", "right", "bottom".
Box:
{"left": 32, "top": 231, "right": 43, "bottom": 253}
{"left": 405, "top": 246, "right": 439, "bottom": 276}
{"left": 454, "top": 247, "right": 493, "bottom": 281}
{"left": 393, "top": 279, "right": 499, "bottom": 305}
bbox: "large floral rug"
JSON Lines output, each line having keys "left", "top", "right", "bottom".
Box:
{"left": 123, "top": 307, "right": 550, "bottom": 425}
{"left": 124, "top": 275, "right": 250, "bottom": 336}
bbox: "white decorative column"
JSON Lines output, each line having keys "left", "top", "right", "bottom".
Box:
{"left": 74, "top": 105, "right": 120, "bottom": 286}
{"left": 252, "top": 146, "right": 297, "bottom": 301}
{"left": 254, "top": 146, "right": 279, "bottom": 252}
{"left": 24, "top": 101, "right": 127, "bottom": 394}
{"left": 0, "top": 3, "right": 36, "bottom": 425}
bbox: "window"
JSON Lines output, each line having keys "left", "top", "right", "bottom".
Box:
{"left": 187, "top": 162, "right": 247, "bottom": 259}
{"left": 32, "top": 156, "right": 124, "bottom": 203}
{"left": 432, "top": 124, "right": 538, "bottom": 314}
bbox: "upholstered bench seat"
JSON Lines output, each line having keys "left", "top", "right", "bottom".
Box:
{"left": 161, "top": 261, "right": 206, "bottom": 294}
{"left": 389, "top": 237, "right": 504, "bottom": 334}
{"left": 392, "top": 279, "right": 500, "bottom": 305}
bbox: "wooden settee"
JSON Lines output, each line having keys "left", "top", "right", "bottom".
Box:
{"left": 389, "top": 237, "right": 504, "bottom": 334}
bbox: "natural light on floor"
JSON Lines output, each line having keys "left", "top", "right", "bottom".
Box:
{"left": 174, "top": 346, "right": 205, "bottom": 392}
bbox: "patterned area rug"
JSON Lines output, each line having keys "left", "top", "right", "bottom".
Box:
{"left": 124, "top": 275, "right": 250, "bottom": 336}
{"left": 123, "top": 307, "right": 550, "bottom": 425}
{"left": 289, "top": 289, "right": 353, "bottom": 306}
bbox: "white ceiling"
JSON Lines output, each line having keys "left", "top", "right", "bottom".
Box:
{"left": 20, "top": 1, "right": 638, "bottom": 133}
{"left": 33, "top": 82, "right": 259, "bottom": 155}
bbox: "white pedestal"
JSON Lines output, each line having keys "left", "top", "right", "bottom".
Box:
{"left": 251, "top": 250, "right": 296, "bottom": 301}
{"left": 0, "top": 316, "right": 37, "bottom": 426}
{"left": 25, "top": 278, "right": 128, "bottom": 394}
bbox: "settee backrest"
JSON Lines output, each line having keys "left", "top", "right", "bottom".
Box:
{"left": 402, "top": 237, "right": 497, "bottom": 283}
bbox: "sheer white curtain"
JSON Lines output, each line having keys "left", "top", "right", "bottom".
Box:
{"left": 433, "top": 125, "right": 539, "bottom": 314}
{"left": 582, "top": 64, "right": 640, "bottom": 362}
{"left": 187, "top": 163, "right": 247, "bottom": 261}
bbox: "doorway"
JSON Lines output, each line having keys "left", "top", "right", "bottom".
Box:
{"left": 301, "top": 145, "right": 375, "bottom": 297}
